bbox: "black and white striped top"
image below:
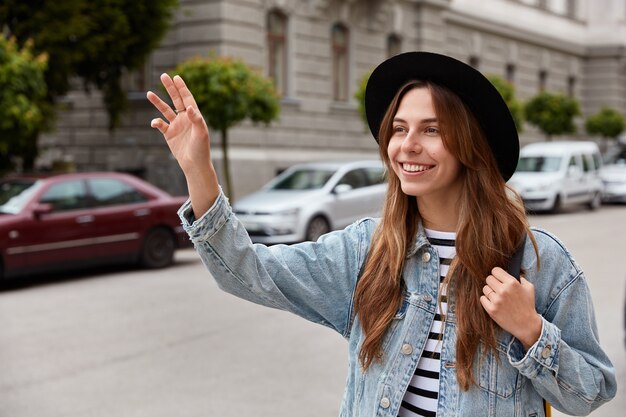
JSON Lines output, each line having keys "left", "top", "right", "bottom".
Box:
{"left": 398, "top": 229, "right": 456, "bottom": 417}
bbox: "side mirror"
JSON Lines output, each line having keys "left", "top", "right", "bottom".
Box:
{"left": 32, "top": 203, "right": 53, "bottom": 219}
{"left": 333, "top": 184, "right": 353, "bottom": 195}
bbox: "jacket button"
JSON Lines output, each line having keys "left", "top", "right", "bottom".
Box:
{"left": 422, "top": 252, "right": 431, "bottom": 262}
{"left": 380, "top": 397, "right": 391, "bottom": 408}
{"left": 401, "top": 343, "right": 413, "bottom": 355}
{"left": 541, "top": 345, "right": 552, "bottom": 359}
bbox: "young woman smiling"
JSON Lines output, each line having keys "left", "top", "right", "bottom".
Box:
{"left": 147, "top": 51, "right": 616, "bottom": 417}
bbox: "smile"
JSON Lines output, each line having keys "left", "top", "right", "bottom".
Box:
{"left": 402, "top": 162, "right": 434, "bottom": 172}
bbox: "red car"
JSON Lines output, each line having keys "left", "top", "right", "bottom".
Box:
{"left": 0, "top": 172, "right": 190, "bottom": 279}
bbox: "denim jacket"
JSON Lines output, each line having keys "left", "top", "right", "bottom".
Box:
{"left": 178, "top": 190, "right": 616, "bottom": 417}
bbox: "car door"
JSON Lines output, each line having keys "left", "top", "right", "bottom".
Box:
{"left": 13, "top": 179, "right": 95, "bottom": 270}
{"left": 584, "top": 152, "right": 603, "bottom": 198}
{"left": 86, "top": 177, "right": 151, "bottom": 260}
{"left": 329, "top": 168, "right": 382, "bottom": 228}
{"left": 563, "top": 154, "right": 585, "bottom": 203}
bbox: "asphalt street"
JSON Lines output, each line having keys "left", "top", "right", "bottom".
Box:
{"left": 0, "top": 205, "right": 624, "bottom": 417}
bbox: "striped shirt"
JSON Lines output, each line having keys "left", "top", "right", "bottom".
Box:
{"left": 398, "top": 229, "right": 456, "bottom": 417}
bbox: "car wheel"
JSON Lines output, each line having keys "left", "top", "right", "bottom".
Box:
{"left": 550, "top": 195, "right": 562, "bottom": 214}
{"left": 305, "top": 216, "right": 330, "bottom": 242}
{"left": 588, "top": 191, "right": 601, "bottom": 210}
{"left": 140, "top": 227, "right": 176, "bottom": 268}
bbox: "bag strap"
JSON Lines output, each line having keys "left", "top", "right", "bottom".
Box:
{"left": 506, "top": 234, "right": 526, "bottom": 280}
{"left": 505, "top": 234, "right": 551, "bottom": 417}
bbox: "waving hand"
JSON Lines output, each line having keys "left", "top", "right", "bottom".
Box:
{"left": 147, "top": 74, "right": 219, "bottom": 218}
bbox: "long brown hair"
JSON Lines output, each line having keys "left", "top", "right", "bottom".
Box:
{"left": 353, "top": 80, "right": 537, "bottom": 390}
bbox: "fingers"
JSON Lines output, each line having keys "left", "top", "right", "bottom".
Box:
{"left": 173, "top": 75, "right": 200, "bottom": 111}
{"left": 482, "top": 284, "right": 495, "bottom": 298}
{"left": 160, "top": 73, "right": 187, "bottom": 114}
{"left": 491, "top": 267, "right": 517, "bottom": 283}
{"left": 147, "top": 91, "right": 177, "bottom": 122}
{"left": 150, "top": 118, "right": 168, "bottom": 135}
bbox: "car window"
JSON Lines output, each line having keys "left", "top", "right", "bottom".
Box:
{"left": 338, "top": 169, "right": 368, "bottom": 189}
{"left": 0, "top": 179, "right": 42, "bottom": 214}
{"left": 516, "top": 156, "right": 561, "bottom": 172}
{"left": 89, "top": 178, "right": 147, "bottom": 207}
{"left": 582, "top": 154, "right": 591, "bottom": 172}
{"left": 39, "top": 180, "right": 89, "bottom": 212}
{"left": 569, "top": 156, "right": 578, "bottom": 168}
{"left": 271, "top": 169, "right": 335, "bottom": 190}
{"left": 363, "top": 167, "right": 386, "bottom": 185}
{"left": 592, "top": 153, "right": 602, "bottom": 170}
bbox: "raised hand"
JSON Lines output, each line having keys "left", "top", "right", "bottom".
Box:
{"left": 147, "top": 73, "right": 219, "bottom": 218}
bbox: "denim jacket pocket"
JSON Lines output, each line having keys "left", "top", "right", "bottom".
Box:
{"left": 477, "top": 342, "right": 520, "bottom": 399}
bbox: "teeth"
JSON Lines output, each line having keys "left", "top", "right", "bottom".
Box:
{"left": 403, "top": 163, "right": 431, "bottom": 172}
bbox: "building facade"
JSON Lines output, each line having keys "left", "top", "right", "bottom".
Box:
{"left": 39, "top": 0, "right": 626, "bottom": 197}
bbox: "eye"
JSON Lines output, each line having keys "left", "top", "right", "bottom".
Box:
{"left": 393, "top": 125, "right": 407, "bottom": 134}
{"left": 425, "top": 126, "right": 440, "bottom": 135}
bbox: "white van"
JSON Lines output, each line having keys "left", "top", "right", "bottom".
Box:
{"left": 508, "top": 141, "right": 603, "bottom": 212}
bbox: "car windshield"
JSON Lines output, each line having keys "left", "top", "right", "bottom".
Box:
{"left": 270, "top": 168, "right": 336, "bottom": 190}
{"left": 516, "top": 156, "right": 562, "bottom": 173}
{"left": 0, "top": 179, "right": 42, "bottom": 214}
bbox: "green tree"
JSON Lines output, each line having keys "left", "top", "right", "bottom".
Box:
{"left": 0, "top": 0, "right": 178, "bottom": 168}
{"left": 172, "top": 56, "right": 280, "bottom": 199}
{"left": 0, "top": 36, "right": 48, "bottom": 172}
{"left": 354, "top": 69, "right": 372, "bottom": 131}
{"left": 525, "top": 91, "right": 581, "bottom": 140}
{"left": 585, "top": 107, "right": 625, "bottom": 140}
{"left": 487, "top": 75, "right": 524, "bottom": 132}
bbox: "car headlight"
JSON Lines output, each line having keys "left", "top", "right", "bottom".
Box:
{"left": 262, "top": 208, "right": 300, "bottom": 235}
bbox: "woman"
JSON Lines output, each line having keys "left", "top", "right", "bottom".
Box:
{"left": 146, "top": 52, "right": 615, "bottom": 417}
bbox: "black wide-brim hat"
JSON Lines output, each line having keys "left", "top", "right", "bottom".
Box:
{"left": 365, "top": 51, "right": 519, "bottom": 181}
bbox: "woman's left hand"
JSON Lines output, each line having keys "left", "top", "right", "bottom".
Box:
{"left": 480, "top": 267, "right": 542, "bottom": 351}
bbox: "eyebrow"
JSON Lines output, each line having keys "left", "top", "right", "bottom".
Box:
{"left": 393, "top": 117, "right": 438, "bottom": 125}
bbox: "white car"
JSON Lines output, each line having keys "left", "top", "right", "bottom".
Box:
{"left": 508, "top": 141, "right": 603, "bottom": 212}
{"left": 600, "top": 146, "right": 626, "bottom": 203}
{"left": 232, "top": 160, "right": 387, "bottom": 244}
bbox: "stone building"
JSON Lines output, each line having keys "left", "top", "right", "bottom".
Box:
{"left": 39, "top": 0, "right": 626, "bottom": 198}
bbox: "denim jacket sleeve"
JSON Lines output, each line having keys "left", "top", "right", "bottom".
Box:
{"left": 177, "top": 188, "right": 372, "bottom": 338}
{"left": 505, "top": 228, "right": 617, "bottom": 415}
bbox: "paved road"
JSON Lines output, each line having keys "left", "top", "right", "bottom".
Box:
{"left": 0, "top": 205, "right": 623, "bottom": 417}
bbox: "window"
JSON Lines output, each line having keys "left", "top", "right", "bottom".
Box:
{"left": 567, "top": 75, "right": 576, "bottom": 97}
{"left": 516, "top": 156, "right": 562, "bottom": 173}
{"left": 332, "top": 23, "right": 349, "bottom": 101}
{"left": 582, "top": 154, "right": 591, "bottom": 172}
{"left": 593, "top": 152, "right": 603, "bottom": 170}
{"left": 89, "top": 178, "right": 147, "bottom": 207}
{"left": 566, "top": 0, "right": 576, "bottom": 18}
{"left": 338, "top": 169, "right": 368, "bottom": 189}
{"left": 364, "top": 167, "right": 386, "bottom": 185}
{"left": 506, "top": 63, "right": 516, "bottom": 84}
{"left": 40, "top": 180, "right": 88, "bottom": 212}
{"left": 387, "top": 34, "right": 401, "bottom": 58}
{"left": 271, "top": 169, "right": 335, "bottom": 190}
{"left": 267, "top": 10, "right": 287, "bottom": 95}
{"left": 538, "top": 70, "right": 548, "bottom": 91}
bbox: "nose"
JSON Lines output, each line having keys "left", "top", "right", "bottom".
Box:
{"left": 400, "top": 130, "right": 423, "bottom": 154}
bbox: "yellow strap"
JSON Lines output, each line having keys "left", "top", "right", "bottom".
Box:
{"left": 545, "top": 401, "right": 552, "bottom": 417}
